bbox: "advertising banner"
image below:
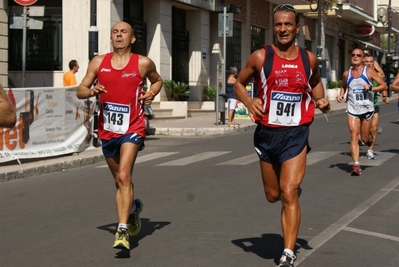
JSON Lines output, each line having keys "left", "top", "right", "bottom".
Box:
{"left": 235, "top": 83, "right": 253, "bottom": 119}
{"left": 0, "top": 86, "right": 96, "bottom": 163}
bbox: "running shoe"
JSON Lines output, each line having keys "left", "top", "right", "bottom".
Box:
{"left": 377, "top": 126, "right": 382, "bottom": 134}
{"left": 366, "top": 150, "right": 375, "bottom": 160}
{"left": 351, "top": 165, "right": 362, "bottom": 176}
{"left": 113, "top": 228, "right": 130, "bottom": 250}
{"left": 128, "top": 199, "right": 143, "bottom": 236}
{"left": 276, "top": 251, "right": 296, "bottom": 267}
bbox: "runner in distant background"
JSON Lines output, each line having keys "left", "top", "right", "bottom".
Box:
{"left": 363, "top": 54, "right": 389, "bottom": 160}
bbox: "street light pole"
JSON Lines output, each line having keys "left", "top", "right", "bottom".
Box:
{"left": 387, "top": 0, "right": 392, "bottom": 97}
{"left": 317, "top": 0, "right": 323, "bottom": 78}
{"left": 221, "top": 5, "right": 227, "bottom": 125}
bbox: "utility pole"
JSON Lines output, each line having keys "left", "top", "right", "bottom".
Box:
{"left": 387, "top": 0, "right": 392, "bottom": 97}
{"left": 89, "top": 0, "right": 99, "bottom": 147}
{"left": 89, "top": 0, "right": 98, "bottom": 61}
{"left": 317, "top": 0, "right": 324, "bottom": 79}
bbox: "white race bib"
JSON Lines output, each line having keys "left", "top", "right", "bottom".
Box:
{"left": 102, "top": 102, "right": 130, "bottom": 134}
{"left": 268, "top": 91, "right": 302, "bottom": 126}
{"left": 353, "top": 88, "right": 370, "bottom": 106}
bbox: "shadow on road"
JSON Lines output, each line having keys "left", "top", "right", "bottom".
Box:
{"left": 231, "top": 233, "right": 311, "bottom": 264}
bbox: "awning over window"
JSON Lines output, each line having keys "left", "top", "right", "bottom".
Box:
{"left": 342, "top": 34, "right": 385, "bottom": 54}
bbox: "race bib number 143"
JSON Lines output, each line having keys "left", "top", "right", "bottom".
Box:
{"left": 102, "top": 102, "right": 130, "bottom": 134}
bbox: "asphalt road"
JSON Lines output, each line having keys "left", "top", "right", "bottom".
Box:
{"left": 0, "top": 102, "right": 398, "bottom": 267}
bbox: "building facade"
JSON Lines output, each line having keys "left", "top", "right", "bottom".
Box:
{"left": 1, "top": 0, "right": 398, "bottom": 102}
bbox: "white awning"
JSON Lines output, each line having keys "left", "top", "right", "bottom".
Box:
{"left": 342, "top": 34, "right": 385, "bottom": 54}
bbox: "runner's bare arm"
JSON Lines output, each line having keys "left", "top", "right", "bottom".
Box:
{"left": 391, "top": 73, "right": 399, "bottom": 92}
{"left": 76, "top": 55, "right": 107, "bottom": 99}
{"left": 366, "top": 67, "right": 387, "bottom": 92}
{"left": 337, "top": 71, "right": 348, "bottom": 103}
{"left": 308, "top": 52, "right": 330, "bottom": 113}
{"left": 234, "top": 49, "right": 265, "bottom": 118}
{"left": 138, "top": 56, "right": 163, "bottom": 104}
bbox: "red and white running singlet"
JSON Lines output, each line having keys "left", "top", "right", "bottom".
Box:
{"left": 97, "top": 53, "right": 146, "bottom": 140}
{"left": 254, "top": 45, "right": 315, "bottom": 128}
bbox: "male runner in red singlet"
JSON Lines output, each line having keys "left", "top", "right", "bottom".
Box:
{"left": 77, "top": 21, "right": 163, "bottom": 250}
{"left": 234, "top": 4, "right": 330, "bottom": 267}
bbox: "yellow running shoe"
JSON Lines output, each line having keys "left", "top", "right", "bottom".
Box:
{"left": 128, "top": 199, "right": 143, "bottom": 236}
{"left": 113, "top": 228, "right": 130, "bottom": 250}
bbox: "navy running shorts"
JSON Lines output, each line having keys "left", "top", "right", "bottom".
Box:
{"left": 253, "top": 124, "right": 310, "bottom": 165}
{"left": 101, "top": 133, "right": 145, "bottom": 158}
{"left": 374, "top": 106, "right": 380, "bottom": 113}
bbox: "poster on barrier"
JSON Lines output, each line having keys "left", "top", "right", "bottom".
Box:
{"left": 234, "top": 83, "right": 253, "bottom": 119}
{"left": 0, "top": 86, "right": 96, "bottom": 163}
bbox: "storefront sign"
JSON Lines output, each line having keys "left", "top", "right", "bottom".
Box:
{"left": 354, "top": 24, "right": 375, "bottom": 37}
{"left": 14, "top": 0, "right": 37, "bottom": 6}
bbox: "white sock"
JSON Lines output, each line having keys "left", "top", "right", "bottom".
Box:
{"left": 283, "top": 248, "right": 294, "bottom": 257}
{"left": 354, "top": 161, "right": 360, "bottom": 165}
{"left": 118, "top": 223, "right": 128, "bottom": 230}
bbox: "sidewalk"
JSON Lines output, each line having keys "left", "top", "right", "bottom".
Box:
{"left": 149, "top": 99, "right": 347, "bottom": 136}
{"left": 1, "top": 96, "right": 392, "bottom": 182}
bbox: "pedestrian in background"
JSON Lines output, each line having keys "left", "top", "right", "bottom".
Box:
{"left": 226, "top": 66, "right": 238, "bottom": 127}
{"left": 63, "top": 60, "right": 79, "bottom": 86}
{"left": 336, "top": 48, "right": 386, "bottom": 175}
{"left": 0, "top": 84, "right": 16, "bottom": 128}
{"left": 76, "top": 21, "right": 163, "bottom": 250}
{"left": 234, "top": 4, "right": 330, "bottom": 267}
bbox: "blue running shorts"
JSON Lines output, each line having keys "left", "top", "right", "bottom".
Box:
{"left": 101, "top": 133, "right": 145, "bottom": 158}
{"left": 253, "top": 124, "right": 310, "bottom": 165}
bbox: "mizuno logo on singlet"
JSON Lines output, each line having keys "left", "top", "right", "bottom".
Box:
{"left": 100, "top": 68, "right": 111, "bottom": 72}
{"left": 104, "top": 104, "right": 129, "bottom": 112}
{"left": 281, "top": 64, "right": 298, "bottom": 68}
{"left": 272, "top": 93, "right": 301, "bottom": 101}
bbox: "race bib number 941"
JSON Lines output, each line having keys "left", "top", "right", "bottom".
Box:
{"left": 102, "top": 102, "right": 130, "bottom": 134}
{"left": 268, "top": 91, "right": 302, "bottom": 126}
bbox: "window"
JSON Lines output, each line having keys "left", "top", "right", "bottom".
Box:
{"left": 226, "top": 21, "right": 241, "bottom": 74}
{"left": 8, "top": 3, "right": 62, "bottom": 71}
{"left": 305, "top": 40, "right": 312, "bottom": 52}
{"left": 251, "top": 25, "right": 265, "bottom": 53}
{"left": 325, "top": 35, "right": 334, "bottom": 70}
{"left": 123, "top": 0, "right": 146, "bottom": 56}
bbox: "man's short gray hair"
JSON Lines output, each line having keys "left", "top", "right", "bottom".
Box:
{"left": 229, "top": 66, "right": 237, "bottom": 74}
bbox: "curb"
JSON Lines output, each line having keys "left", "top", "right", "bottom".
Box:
{"left": 0, "top": 148, "right": 105, "bottom": 182}
{"left": 152, "top": 124, "right": 257, "bottom": 136}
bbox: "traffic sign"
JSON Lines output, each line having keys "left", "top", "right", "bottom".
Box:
{"left": 14, "top": 0, "right": 37, "bottom": 6}
{"left": 218, "top": 13, "right": 233, "bottom": 37}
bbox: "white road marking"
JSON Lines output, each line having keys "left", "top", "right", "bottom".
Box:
{"left": 217, "top": 153, "right": 258, "bottom": 165}
{"left": 95, "top": 152, "right": 179, "bottom": 168}
{"left": 306, "top": 151, "right": 341, "bottom": 165}
{"left": 157, "top": 151, "right": 231, "bottom": 166}
{"left": 296, "top": 177, "right": 399, "bottom": 266}
{"left": 343, "top": 227, "right": 399, "bottom": 242}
